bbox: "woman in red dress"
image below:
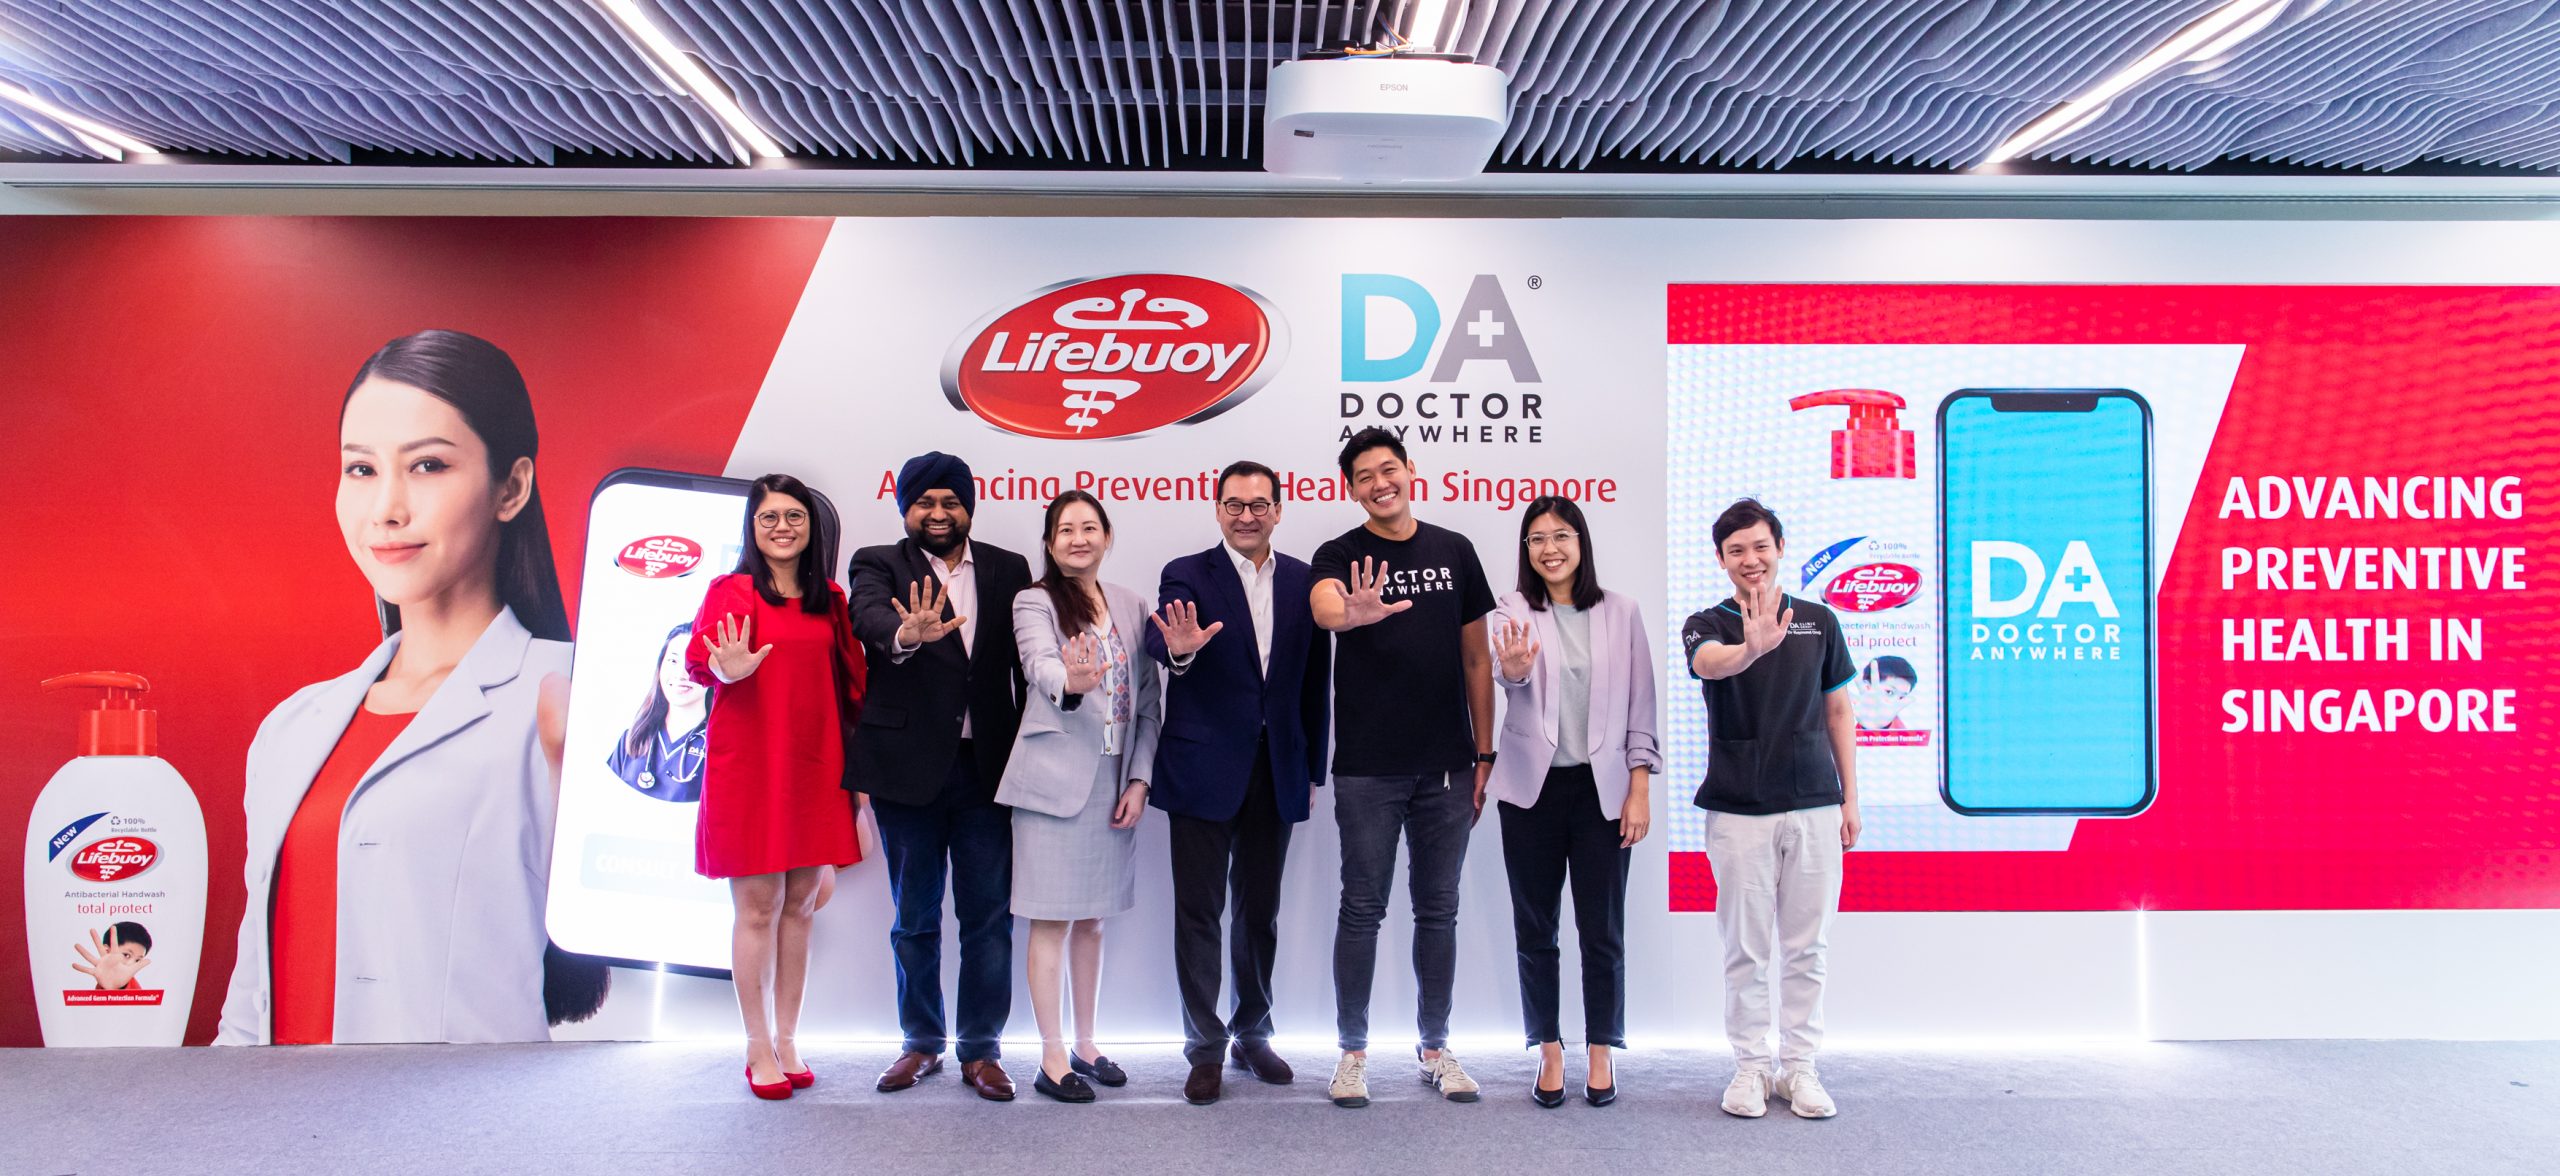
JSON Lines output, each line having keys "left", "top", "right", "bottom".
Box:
{"left": 687, "top": 473, "right": 866, "bottom": 1100}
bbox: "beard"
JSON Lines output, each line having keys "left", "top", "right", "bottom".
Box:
{"left": 910, "top": 516, "right": 970, "bottom": 558}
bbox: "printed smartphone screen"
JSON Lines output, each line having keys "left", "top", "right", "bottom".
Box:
{"left": 546, "top": 469, "right": 753, "bottom": 971}
{"left": 1939, "top": 391, "right": 2156, "bottom": 816}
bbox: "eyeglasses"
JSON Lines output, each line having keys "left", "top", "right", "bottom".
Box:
{"left": 1220, "top": 499, "right": 1277, "bottom": 518}
{"left": 1523, "top": 529, "right": 1580, "bottom": 551}
{"left": 755, "top": 509, "right": 809, "bottom": 531}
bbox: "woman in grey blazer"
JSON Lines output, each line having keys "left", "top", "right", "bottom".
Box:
{"left": 997, "top": 490, "right": 1162, "bottom": 1103}
{"left": 1486, "top": 496, "right": 1661, "bottom": 1109}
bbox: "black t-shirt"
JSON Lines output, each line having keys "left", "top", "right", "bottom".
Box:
{"left": 1681, "top": 594, "right": 1855, "bottom": 815}
{"left": 1313, "top": 519, "right": 1496, "bottom": 777}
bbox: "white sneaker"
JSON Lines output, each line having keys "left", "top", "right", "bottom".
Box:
{"left": 1329, "top": 1052, "right": 1370, "bottom": 1108}
{"left": 1418, "top": 1048, "right": 1481, "bottom": 1102}
{"left": 1774, "top": 1065, "right": 1837, "bottom": 1118}
{"left": 1722, "top": 1067, "right": 1771, "bottom": 1117}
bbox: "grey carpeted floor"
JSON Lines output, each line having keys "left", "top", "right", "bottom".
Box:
{"left": 5, "top": 1040, "right": 2556, "bottom": 1175}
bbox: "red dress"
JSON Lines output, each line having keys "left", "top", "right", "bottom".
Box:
{"left": 686, "top": 573, "right": 866, "bottom": 878}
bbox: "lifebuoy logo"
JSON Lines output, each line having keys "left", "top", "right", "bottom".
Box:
{"left": 1826, "top": 562, "right": 1921, "bottom": 612}
{"left": 617, "top": 536, "right": 703, "bottom": 579}
{"left": 70, "top": 836, "right": 157, "bottom": 882}
{"left": 941, "top": 274, "right": 1285, "bottom": 440}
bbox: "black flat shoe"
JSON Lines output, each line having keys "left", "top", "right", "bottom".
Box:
{"left": 1070, "top": 1053, "right": 1127, "bottom": 1087}
{"left": 1033, "top": 1068, "right": 1096, "bottom": 1103}
{"left": 1531, "top": 1082, "right": 1568, "bottom": 1109}
{"left": 1584, "top": 1084, "right": 1617, "bottom": 1107}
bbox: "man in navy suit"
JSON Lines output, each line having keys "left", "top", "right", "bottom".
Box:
{"left": 1143, "top": 459, "right": 1331, "bottom": 1107}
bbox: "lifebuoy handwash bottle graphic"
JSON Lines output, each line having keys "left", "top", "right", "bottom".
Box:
{"left": 23, "top": 672, "right": 207, "bottom": 1045}
{"left": 1788, "top": 387, "right": 1916, "bottom": 479}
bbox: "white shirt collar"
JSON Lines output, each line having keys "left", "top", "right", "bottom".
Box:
{"left": 1222, "top": 541, "right": 1272, "bottom": 579}
{"left": 925, "top": 543, "right": 974, "bottom": 576}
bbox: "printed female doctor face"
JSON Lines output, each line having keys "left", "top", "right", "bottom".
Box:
{"left": 658, "top": 631, "right": 705, "bottom": 710}
{"left": 338, "top": 377, "right": 533, "bottom": 612}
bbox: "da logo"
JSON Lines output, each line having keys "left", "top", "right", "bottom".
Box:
{"left": 70, "top": 836, "right": 158, "bottom": 882}
{"left": 616, "top": 535, "right": 704, "bottom": 579}
{"left": 1826, "top": 562, "right": 1921, "bottom": 612}
{"left": 1971, "top": 541, "right": 2120, "bottom": 618}
{"left": 1340, "top": 274, "right": 1541, "bottom": 383}
{"left": 941, "top": 274, "right": 1284, "bottom": 440}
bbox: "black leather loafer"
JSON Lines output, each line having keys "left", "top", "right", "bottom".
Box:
{"left": 1033, "top": 1068, "right": 1096, "bottom": 1103}
{"left": 1070, "top": 1053, "right": 1127, "bottom": 1087}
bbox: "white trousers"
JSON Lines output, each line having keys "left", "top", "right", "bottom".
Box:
{"left": 1706, "top": 805, "right": 1844, "bottom": 1070}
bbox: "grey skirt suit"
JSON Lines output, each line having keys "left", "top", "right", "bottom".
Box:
{"left": 997, "top": 581, "right": 1162, "bottom": 921}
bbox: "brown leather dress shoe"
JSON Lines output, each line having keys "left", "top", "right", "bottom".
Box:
{"left": 1184, "top": 1061, "right": 1223, "bottom": 1105}
{"left": 876, "top": 1051, "right": 942, "bottom": 1092}
{"left": 961, "top": 1058, "right": 1017, "bottom": 1101}
{"left": 1231, "top": 1040, "right": 1295, "bottom": 1085}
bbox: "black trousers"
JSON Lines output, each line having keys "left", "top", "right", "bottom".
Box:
{"left": 1497, "top": 764, "right": 1630, "bottom": 1049}
{"left": 1169, "top": 739, "right": 1292, "bottom": 1065}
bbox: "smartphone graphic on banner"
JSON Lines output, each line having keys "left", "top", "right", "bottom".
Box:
{"left": 1937, "top": 390, "right": 2156, "bottom": 817}
{"left": 547, "top": 468, "right": 826, "bottom": 973}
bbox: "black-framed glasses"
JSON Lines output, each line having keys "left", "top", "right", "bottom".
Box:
{"left": 755, "top": 509, "right": 809, "bottom": 530}
{"left": 1220, "top": 499, "right": 1277, "bottom": 518}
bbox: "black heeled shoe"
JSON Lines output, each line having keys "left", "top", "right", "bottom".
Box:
{"left": 1070, "top": 1052, "right": 1127, "bottom": 1087}
{"left": 1531, "top": 1081, "right": 1568, "bottom": 1109}
{"left": 1033, "top": 1067, "right": 1096, "bottom": 1103}
{"left": 1585, "top": 1083, "right": 1618, "bottom": 1107}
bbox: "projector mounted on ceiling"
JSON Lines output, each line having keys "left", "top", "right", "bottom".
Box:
{"left": 1263, "top": 48, "right": 1509, "bottom": 183}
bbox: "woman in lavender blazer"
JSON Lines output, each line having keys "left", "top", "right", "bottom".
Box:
{"left": 1485, "top": 495, "right": 1661, "bottom": 1110}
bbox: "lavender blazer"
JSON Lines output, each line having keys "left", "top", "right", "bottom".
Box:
{"left": 1485, "top": 590, "right": 1663, "bottom": 819}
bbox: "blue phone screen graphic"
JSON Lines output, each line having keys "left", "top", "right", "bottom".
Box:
{"left": 1942, "top": 396, "right": 2152, "bottom": 813}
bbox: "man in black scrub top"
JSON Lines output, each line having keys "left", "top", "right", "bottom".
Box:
{"left": 1681, "top": 498, "right": 1861, "bottom": 1122}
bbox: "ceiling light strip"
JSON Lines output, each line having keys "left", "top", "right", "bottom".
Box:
{"left": 0, "top": 79, "right": 157, "bottom": 161}
{"left": 591, "top": 0, "right": 784, "bottom": 162}
{"left": 1983, "top": 0, "right": 2290, "bottom": 166}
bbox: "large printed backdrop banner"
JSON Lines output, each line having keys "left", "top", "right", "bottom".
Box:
{"left": 1, "top": 216, "right": 2555, "bottom": 1050}
{"left": 1666, "top": 285, "right": 2560, "bottom": 914}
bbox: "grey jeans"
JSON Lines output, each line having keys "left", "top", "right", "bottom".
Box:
{"left": 1331, "top": 769, "right": 1475, "bottom": 1052}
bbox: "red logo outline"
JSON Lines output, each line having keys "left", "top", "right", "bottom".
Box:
{"left": 1825, "top": 562, "right": 1922, "bottom": 612}
{"left": 616, "top": 535, "right": 705, "bottom": 579}
{"left": 939, "top": 273, "right": 1288, "bottom": 440}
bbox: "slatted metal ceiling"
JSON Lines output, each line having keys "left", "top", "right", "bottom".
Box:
{"left": 0, "top": 1, "right": 2554, "bottom": 172}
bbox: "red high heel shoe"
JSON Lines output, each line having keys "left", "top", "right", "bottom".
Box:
{"left": 784, "top": 1066, "right": 815, "bottom": 1090}
{"left": 745, "top": 1063, "right": 794, "bottom": 1100}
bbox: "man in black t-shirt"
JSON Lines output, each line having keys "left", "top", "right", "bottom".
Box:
{"left": 1680, "top": 498, "right": 1860, "bottom": 1122}
{"left": 1308, "top": 427, "right": 1495, "bottom": 1108}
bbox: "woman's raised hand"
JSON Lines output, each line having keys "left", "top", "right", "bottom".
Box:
{"left": 707, "top": 613, "right": 773, "bottom": 682}
{"left": 1062, "top": 632, "right": 1105, "bottom": 694}
{"left": 1495, "top": 617, "right": 1541, "bottom": 681}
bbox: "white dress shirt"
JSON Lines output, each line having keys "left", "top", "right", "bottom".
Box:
{"left": 1173, "top": 542, "right": 1274, "bottom": 678}
{"left": 893, "top": 543, "right": 978, "bottom": 735}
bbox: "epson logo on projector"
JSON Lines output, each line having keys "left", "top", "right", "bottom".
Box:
{"left": 941, "top": 274, "right": 1286, "bottom": 440}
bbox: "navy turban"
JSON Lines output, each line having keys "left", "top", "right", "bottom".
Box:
{"left": 894, "top": 451, "right": 976, "bottom": 516}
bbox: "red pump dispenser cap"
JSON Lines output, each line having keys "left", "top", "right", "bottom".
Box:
{"left": 41, "top": 671, "right": 157, "bottom": 757}
{"left": 1788, "top": 388, "right": 1915, "bottom": 479}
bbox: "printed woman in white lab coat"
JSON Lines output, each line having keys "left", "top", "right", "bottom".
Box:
{"left": 216, "top": 329, "right": 609, "bottom": 1045}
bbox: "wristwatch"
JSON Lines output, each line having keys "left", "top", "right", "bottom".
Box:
{"left": 1476, "top": 752, "right": 1498, "bottom": 765}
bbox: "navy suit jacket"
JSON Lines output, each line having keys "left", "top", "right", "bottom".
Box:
{"left": 1142, "top": 544, "right": 1331, "bottom": 823}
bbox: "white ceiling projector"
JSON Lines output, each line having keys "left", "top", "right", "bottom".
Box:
{"left": 1263, "top": 55, "right": 1510, "bottom": 183}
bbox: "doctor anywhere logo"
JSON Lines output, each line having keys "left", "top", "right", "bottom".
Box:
{"left": 1337, "top": 273, "right": 1547, "bottom": 445}
{"left": 1966, "top": 539, "right": 2126, "bottom": 661}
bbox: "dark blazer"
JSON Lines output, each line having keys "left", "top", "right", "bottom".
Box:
{"left": 1142, "top": 544, "right": 1330, "bottom": 823}
{"left": 845, "top": 537, "right": 1032, "bottom": 806}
